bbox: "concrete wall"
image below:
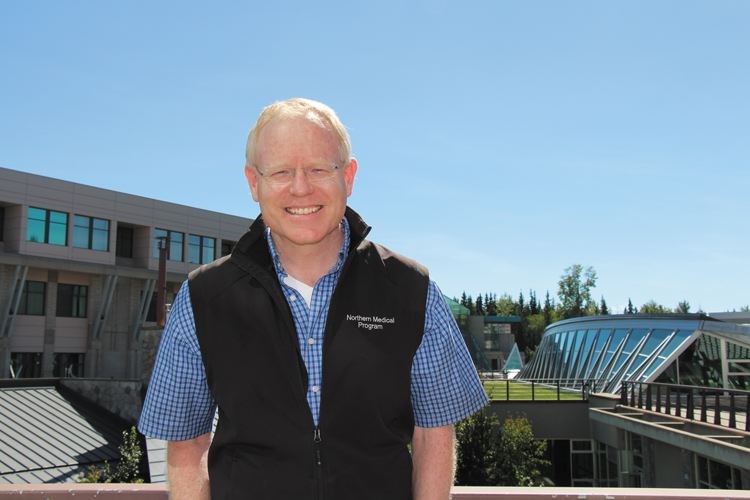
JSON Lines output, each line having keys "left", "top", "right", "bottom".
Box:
{"left": 61, "top": 378, "right": 143, "bottom": 424}
{"left": 487, "top": 400, "right": 592, "bottom": 440}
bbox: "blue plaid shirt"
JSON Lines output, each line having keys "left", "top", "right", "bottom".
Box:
{"left": 139, "top": 220, "right": 487, "bottom": 440}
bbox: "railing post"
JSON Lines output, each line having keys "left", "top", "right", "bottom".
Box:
{"left": 675, "top": 388, "right": 682, "bottom": 417}
{"left": 686, "top": 391, "right": 694, "bottom": 420}
{"left": 745, "top": 395, "right": 750, "bottom": 432}
{"left": 665, "top": 386, "right": 671, "bottom": 415}
{"left": 531, "top": 381, "right": 535, "bottom": 401}
{"left": 630, "top": 383, "right": 636, "bottom": 406}
{"left": 714, "top": 393, "right": 721, "bottom": 425}
{"left": 729, "top": 393, "right": 736, "bottom": 428}
{"left": 637, "top": 383, "right": 643, "bottom": 408}
{"left": 505, "top": 379, "right": 510, "bottom": 401}
{"left": 557, "top": 381, "right": 561, "bottom": 401}
{"left": 700, "top": 390, "right": 708, "bottom": 422}
{"left": 646, "top": 384, "right": 652, "bottom": 410}
{"left": 621, "top": 382, "right": 628, "bottom": 405}
{"left": 656, "top": 385, "right": 662, "bottom": 413}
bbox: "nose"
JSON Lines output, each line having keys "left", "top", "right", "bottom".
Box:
{"left": 288, "top": 168, "right": 314, "bottom": 195}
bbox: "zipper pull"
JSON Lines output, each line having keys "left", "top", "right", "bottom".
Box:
{"left": 313, "top": 427, "right": 322, "bottom": 443}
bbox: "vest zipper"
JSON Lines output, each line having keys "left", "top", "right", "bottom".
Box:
{"left": 313, "top": 427, "right": 323, "bottom": 499}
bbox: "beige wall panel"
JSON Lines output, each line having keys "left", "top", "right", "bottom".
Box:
{"left": 0, "top": 180, "right": 28, "bottom": 204}
{"left": 57, "top": 271, "right": 91, "bottom": 285}
{"left": 55, "top": 318, "right": 89, "bottom": 352}
{"left": 70, "top": 247, "right": 115, "bottom": 265}
{"left": 10, "top": 317, "right": 45, "bottom": 351}
{"left": 25, "top": 185, "right": 75, "bottom": 210}
{"left": 26, "top": 268, "right": 49, "bottom": 281}
{"left": 22, "top": 241, "right": 72, "bottom": 260}
{"left": 4, "top": 205, "right": 23, "bottom": 251}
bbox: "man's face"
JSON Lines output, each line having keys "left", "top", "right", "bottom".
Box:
{"left": 244, "top": 116, "right": 357, "bottom": 254}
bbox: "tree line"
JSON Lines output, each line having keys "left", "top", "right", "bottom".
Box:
{"left": 454, "top": 264, "right": 717, "bottom": 358}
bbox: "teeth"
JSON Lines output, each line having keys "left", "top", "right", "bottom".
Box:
{"left": 287, "top": 206, "right": 321, "bottom": 215}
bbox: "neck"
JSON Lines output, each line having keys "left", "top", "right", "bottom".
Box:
{"left": 272, "top": 231, "right": 344, "bottom": 287}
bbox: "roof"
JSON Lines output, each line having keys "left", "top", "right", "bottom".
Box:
{"left": 503, "top": 343, "right": 525, "bottom": 371}
{"left": 0, "top": 381, "right": 130, "bottom": 483}
{"left": 518, "top": 314, "right": 750, "bottom": 395}
{"left": 484, "top": 315, "right": 522, "bottom": 324}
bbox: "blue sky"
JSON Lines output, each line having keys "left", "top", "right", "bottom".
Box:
{"left": 2, "top": 1, "right": 748, "bottom": 313}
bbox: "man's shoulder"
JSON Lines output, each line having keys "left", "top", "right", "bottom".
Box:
{"left": 357, "top": 239, "right": 429, "bottom": 280}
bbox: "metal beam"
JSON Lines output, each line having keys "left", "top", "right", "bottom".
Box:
{"left": 1, "top": 265, "right": 28, "bottom": 339}
{"left": 92, "top": 274, "right": 118, "bottom": 340}
{"left": 132, "top": 279, "right": 156, "bottom": 342}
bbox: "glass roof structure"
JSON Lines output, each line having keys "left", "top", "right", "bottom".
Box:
{"left": 518, "top": 314, "right": 750, "bottom": 395}
{"left": 503, "top": 343, "right": 524, "bottom": 372}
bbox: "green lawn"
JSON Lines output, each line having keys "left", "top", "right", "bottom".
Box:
{"left": 482, "top": 380, "right": 585, "bottom": 401}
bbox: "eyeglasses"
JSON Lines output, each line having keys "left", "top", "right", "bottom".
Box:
{"left": 254, "top": 164, "right": 342, "bottom": 187}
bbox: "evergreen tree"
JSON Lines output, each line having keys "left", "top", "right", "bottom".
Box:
{"left": 529, "top": 290, "right": 539, "bottom": 315}
{"left": 460, "top": 291, "right": 469, "bottom": 309}
{"left": 640, "top": 300, "right": 671, "bottom": 314}
{"left": 625, "top": 298, "right": 636, "bottom": 314}
{"left": 543, "top": 291, "right": 553, "bottom": 325}
{"left": 475, "top": 295, "right": 485, "bottom": 316}
{"left": 600, "top": 296, "right": 609, "bottom": 315}
{"left": 516, "top": 291, "right": 525, "bottom": 317}
{"left": 466, "top": 295, "right": 476, "bottom": 315}
{"left": 485, "top": 293, "right": 497, "bottom": 315}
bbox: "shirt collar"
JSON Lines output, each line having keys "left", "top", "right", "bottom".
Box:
{"left": 265, "top": 217, "right": 351, "bottom": 280}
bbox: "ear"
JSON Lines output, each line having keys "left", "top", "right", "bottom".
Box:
{"left": 244, "top": 165, "right": 260, "bottom": 202}
{"left": 343, "top": 158, "right": 357, "bottom": 197}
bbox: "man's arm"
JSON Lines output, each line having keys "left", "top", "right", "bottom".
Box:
{"left": 412, "top": 424, "right": 455, "bottom": 500}
{"left": 167, "top": 433, "right": 211, "bottom": 500}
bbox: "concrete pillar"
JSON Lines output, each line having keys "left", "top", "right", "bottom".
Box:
{"left": 42, "top": 271, "right": 58, "bottom": 377}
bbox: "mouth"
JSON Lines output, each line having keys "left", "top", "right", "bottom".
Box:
{"left": 285, "top": 205, "right": 322, "bottom": 216}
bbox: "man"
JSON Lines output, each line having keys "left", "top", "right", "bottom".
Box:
{"left": 138, "top": 98, "right": 487, "bottom": 500}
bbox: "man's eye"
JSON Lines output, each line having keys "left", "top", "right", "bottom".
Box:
{"left": 270, "top": 170, "right": 291, "bottom": 179}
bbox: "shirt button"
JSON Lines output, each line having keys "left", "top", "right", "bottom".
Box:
{"left": 311, "top": 385, "right": 320, "bottom": 393}
{"left": 307, "top": 337, "right": 316, "bottom": 345}
{"left": 289, "top": 295, "right": 297, "bottom": 302}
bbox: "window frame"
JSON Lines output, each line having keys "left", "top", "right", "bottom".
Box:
{"left": 73, "top": 214, "right": 110, "bottom": 251}
{"left": 17, "top": 281, "right": 46, "bottom": 316}
{"left": 56, "top": 283, "right": 88, "bottom": 318}
{"left": 27, "top": 207, "right": 68, "bottom": 246}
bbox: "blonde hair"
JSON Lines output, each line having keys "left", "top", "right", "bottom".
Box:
{"left": 245, "top": 98, "right": 352, "bottom": 166}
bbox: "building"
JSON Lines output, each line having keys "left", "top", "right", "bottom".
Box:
{"left": 0, "top": 166, "right": 251, "bottom": 381}
{"left": 490, "top": 314, "right": 750, "bottom": 489}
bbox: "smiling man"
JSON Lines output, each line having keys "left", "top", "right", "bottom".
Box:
{"left": 138, "top": 98, "right": 487, "bottom": 500}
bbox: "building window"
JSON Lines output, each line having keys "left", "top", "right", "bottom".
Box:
{"left": 73, "top": 215, "right": 110, "bottom": 251}
{"left": 17, "top": 281, "right": 46, "bottom": 315}
{"left": 53, "top": 353, "right": 85, "bottom": 377}
{"left": 154, "top": 228, "right": 184, "bottom": 261}
{"left": 696, "top": 455, "right": 743, "bottom": 489}
{"left": 56, "top": 284, "right": 88, "bottom": 318}
{"left": 10, "top": 352, "right": 42, "bottom": 378}
{"left": 570, "top": 439, "right": 594, "bottom": 487}
{"left": 188, "top": 234, "right": 216, "bottom": 264}
{"left": 116, "top": 225, "right": 134, "bottom": 258}
{"left": 27, "top": 207, "right": 68, "bottom": 245}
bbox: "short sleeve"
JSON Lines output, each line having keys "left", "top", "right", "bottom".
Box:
{"left": 137, "top": 281, "right": 216, "bottom": 440}
{"left": 410, "top": 281, "right": 488, "bottom": 427}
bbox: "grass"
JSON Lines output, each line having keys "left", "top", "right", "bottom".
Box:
{"left": 482, "top": 380, "right": 585, "bottom": 401}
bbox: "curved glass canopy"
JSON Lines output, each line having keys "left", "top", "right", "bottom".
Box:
{"left": 518, "top": 315, "right": 750, "bottom": 394}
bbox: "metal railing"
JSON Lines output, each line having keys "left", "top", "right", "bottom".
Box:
{"left": 483, "top": 379, "right": 591, "bottom": 401}
{"left": 620, "top": 381, "right": 750, "bottom": 431}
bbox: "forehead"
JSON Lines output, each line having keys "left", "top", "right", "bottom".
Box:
{"left": 255, "top": 115, "right": 339, "bottom": 166}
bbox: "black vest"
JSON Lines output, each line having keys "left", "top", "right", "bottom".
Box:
{"left": 189, "top": 208, "right": 429, "bottom": 500}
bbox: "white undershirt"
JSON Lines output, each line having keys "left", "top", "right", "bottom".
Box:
{"left": 283, "top": 274, "right": 314, "bottom": 308}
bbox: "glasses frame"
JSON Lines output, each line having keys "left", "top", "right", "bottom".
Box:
{"left": 253, "top": 163, "right": 343, "bottom": 187}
